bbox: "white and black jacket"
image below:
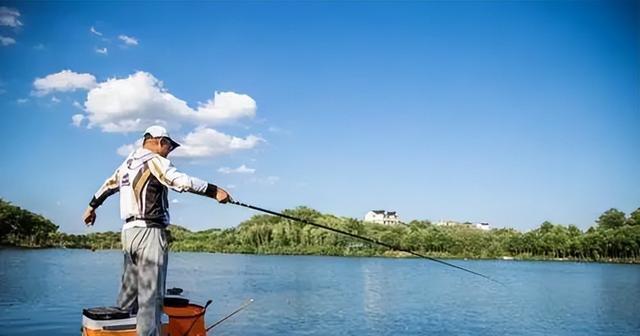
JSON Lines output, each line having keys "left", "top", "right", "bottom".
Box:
{"left": 89, "top": 148, "right": 217, "bottom": 229}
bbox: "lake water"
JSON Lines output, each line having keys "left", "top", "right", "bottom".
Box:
{"left": 0, "top": 248, "right": 638, "bottom": 336}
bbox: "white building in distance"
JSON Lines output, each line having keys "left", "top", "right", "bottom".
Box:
{"left": 434, "top": 220, "right": 461, "bottom": 227}
{"left": 364, "top": 210, "right": 401, "bottom": 225}
{"left": 474, "top": 222, "right": 491, "bottom": 231}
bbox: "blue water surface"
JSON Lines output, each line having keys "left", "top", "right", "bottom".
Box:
{"left": 0, "top": 248, "right": 638, "bottom": 335}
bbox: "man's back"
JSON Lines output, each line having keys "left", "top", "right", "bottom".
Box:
{"left": 118, "top": 148, "right": 171, "bottom": 228}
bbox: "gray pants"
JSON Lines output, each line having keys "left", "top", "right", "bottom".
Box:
{"left": 117, "top": 227, "right": 168, "bottom": 336}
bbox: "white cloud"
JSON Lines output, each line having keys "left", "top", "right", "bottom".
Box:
{"left": 257, "top": 176, "right": 280, "bottom": 185}
{"left": 172, "top": 127, "right": 264, "bottom": 158}
{"left": 267, "top": 125, "right": 291, "bottom": 135}
{"left": 0, "top": 35, "right": 15, "bottom": 46}
{"left": 95, "top": 47, "right": 108, "bottom": 55}
{"left": 33, "top": 43, "right": 45, "bottom": 50}
{"left": 116, "top": 128, "right": 262, "bottom": 158}
{"left": 195, "top": 91, "right": 257, "bottom": 124}
{"left": 248, "top": 176, "right": 279, "bottom": 186}
{"left": 117, "top": 139, "right": 143, "bottom": 156}
{"left": 90, "top": 26, "right": 103, "bottom": 36}
{"left": 16, "top": 98, "right": 28, "bottom": 104}
{"left": 33, "top": 70, "right": 97, "bottom": 96}
{"left": 51, "top": 96, "right": 61, "bottom": 103}
{"left": 218, "top": 164, "right": 256, "bottom": 174}
{"left": 81, "top": 71, "right": 256, "bottom": 132}
{"left": 33, "top": 69, "right": 263, "bottom": 161}
{"left": 84, "top": 72, "right": 191, "bottom": 132}
{"left": 171, "top": 198, "right": 180, "bottom": 204}
{"left": 118, "top": 35, "right": 138, "bottom": 46}
{"left": 0, "top": 7, "right": 22, "bottom": 27}
{"left": 71, "top": 114, "right": 85, "bottom": 127}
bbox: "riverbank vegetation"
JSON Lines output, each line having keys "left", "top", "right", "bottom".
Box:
{"left": 2, "top": 198, "right": 639, "bottom": 262}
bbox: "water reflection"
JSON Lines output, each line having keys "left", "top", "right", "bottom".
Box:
{"left": 361, "top": 259, "right": 386, "bottom": 330}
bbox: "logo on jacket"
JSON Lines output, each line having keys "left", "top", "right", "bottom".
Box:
{"left": 121, "top": 173, "right": 130, "bottom": 186}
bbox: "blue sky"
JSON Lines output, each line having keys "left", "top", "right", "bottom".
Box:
{"left": 0, "top": 1, "right": 638, "bottom": 233}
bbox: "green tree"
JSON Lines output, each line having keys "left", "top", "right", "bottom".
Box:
{"left": 2, "top": 197, "right": 639, "bottom": 263}
{"left": 626, "top": 208, "right": 640, "bottom": 226}
{"left": 597, "top": 208, "right": 626, "bottom": 229}
{"left": 0, "top": 198, "right": 58, "bottom": 247}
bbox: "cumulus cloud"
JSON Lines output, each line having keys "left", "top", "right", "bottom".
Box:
{"left": 118, "top": 35, "right": 138, "bottom": 46}
{"left": 81, "top": 71, "right": 256, "bottom": 132}
{"left": 117, "top": 139, "right": 143, "bottom": 156}
{"left": 51, "top": 96, "right": 61, "bottom": 103}
{"left": 0, "top": 7, "right": 21, "bottom": 27}
{"left": 95, "top": 47, "right": 108, "bottom": 55}
{"left": 71, "top": 114, "right": 85, "bottom": 127}
{"left": 116, "top": 128, "right": 263, "bottom": 159}
{"left": 90, "top": 26, "right": 103, "bottom": 36}
{"left": 0, "top": 35, "right": 15, "bottom": 46}
{"left": 17, "top": 98, "right": 28, "bottom": 104}
{"left": 33, "top": 69, "right": 263, "bottom": 161}
{"left": 195, "top": 92, "right": 257, "bottom": 123}
{"left": 84, "top": 72, "right": 191, "bottom": 132}
{"left": 218, "top": 164, "right": 256, "bottom": 174}
{"left": 172, "top": 127, "right": 264, "bottom": 158}
{"left": 33, "top": 70, "right": 97, "bottom": 96}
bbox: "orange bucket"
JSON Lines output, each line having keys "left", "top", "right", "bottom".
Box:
{"left": 164, "top": 303, "right": 207, "bottom": 336}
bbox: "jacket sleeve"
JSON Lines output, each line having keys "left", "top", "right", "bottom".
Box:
{"left": 89, "top": 169, "right": 120, "bottom": 209}
{"left": 147, "top": 156, "right": 218, "bottom": 198}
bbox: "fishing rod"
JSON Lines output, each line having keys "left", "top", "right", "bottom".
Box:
{"left": 230, "top": 200, "right": 503, "bottom": 285}
{"left": 205, "top": 299, "right": 254, "bottom": 332}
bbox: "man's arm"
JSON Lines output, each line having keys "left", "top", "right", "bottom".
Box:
{"left": 83, "top": 170, "right": 120, "bottom": 226}
{"left": 147, "top": 156, "right": 231, "bottom": 203}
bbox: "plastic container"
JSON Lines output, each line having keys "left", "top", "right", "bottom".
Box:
{"left": 163, "top": 303, "right": 207, "bottom": 336}
{"left": 82, "top": 307, "right": 137, "bottom": 336}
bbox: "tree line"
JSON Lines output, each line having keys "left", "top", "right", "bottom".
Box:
{"left": 1, "top": 198, "right": 639, "bottom": 262}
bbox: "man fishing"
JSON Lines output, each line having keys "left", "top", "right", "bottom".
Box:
{"left": 82, "top": 125, "right": 232, "bottom": 336}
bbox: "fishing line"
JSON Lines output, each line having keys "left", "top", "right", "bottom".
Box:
{"left": 205, "top": 299, "right": 254, "bottom": 332}
{"left": 230, "top": 200, "right": 503, "bottom": 286}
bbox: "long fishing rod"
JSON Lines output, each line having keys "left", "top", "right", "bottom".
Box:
{"left": 205, "top": 299, "right": 254, "bottom": 332}
{"left": 230, "top": 200, "right": 502, "bottom": 285}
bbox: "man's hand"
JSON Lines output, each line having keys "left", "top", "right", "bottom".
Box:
{"left": 83, "top": 206, "right": 96, "bottom": 226}
{"left": 215, "top": 188, "right": 232, "bottom": 204}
